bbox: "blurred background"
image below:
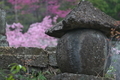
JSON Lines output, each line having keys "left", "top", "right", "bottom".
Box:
{"left": 0, "top": 0, "right": 120, "bottom": 32}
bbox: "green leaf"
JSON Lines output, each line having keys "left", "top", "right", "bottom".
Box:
{"left": 10, "top": 66, "right": 16, "bottom": 72}
{"left": 38, "top": 76, "right": 47, "bottom": 80}
{"left": 22, "top": 66, "right": 26, "bottom": 72}
{"left": 16, "top": 65, "right": 20, "bottom": 72}
{"left": 11, "top": 70, "right": 17, "bottom": 74}
{"left": 37, "top": 72, "right": 47, "bottom": 80}
{"left": 7, "top": 75, "right": 14, "bottom": 80}
{"left": 8, "top": 63, "right": 17, "bottom": 68}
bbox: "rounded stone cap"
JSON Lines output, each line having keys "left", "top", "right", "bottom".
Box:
{"left": 45, "top": 1, "right": 120, "bottom": 40}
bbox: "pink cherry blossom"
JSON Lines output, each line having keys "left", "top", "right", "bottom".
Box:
{"left": 6, "top": 16, "right": 58, "bottom": 49}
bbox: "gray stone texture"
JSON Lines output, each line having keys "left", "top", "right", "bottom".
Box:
{"left": 0, "top": 34, "right": 9, "bottom": 46}
{"left": 0, "top": 47, "right": 48, "bottom": 68}
{"left": 0, "top": 47, "right": 59, "bottom": 69}
{"left": 56, "top": 29, "right": 111, "bottom": 76}
{"left": 50, "top": 73, "right": 114, "bottom": 80}
{"left": 45, "top": 47, "right": 57, "bottom": 66}
{"left": 45, "top": 1, "right": 119, "bottom": 39}
{"left": 45, "top": 21, "right": 65, "bottom": 38}
{"left": 0, "top": 47, "right": 60, "bottom": 80}
{"left": 0, "top": 9, "right": 9, "bottom": 46}
{"left": 0, "top": 9, "right": 6, "bottom": 35}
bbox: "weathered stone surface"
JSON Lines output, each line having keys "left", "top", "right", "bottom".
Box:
{"left": 46, "top": 1, "right": 119, "bottom": 38}
{"left": 0, "top": 47, "right": 61, "bottom": 80}
{"left": 45, "top": 47, "right": 57, "bottom": 66}
{"left": 0, "top": 34, "right": 9, "bottom": 46}
{"left": 0, "top": 55, "right": 24, "bottom": 68}
{"left": 0, "top": 9, "right": 8, "bottom": 46}
{"left": 0, "top": 47, "right": 48, "bottom": 68}
{"left": 25, "top": 53, "right": 48, "bottom": 67}
{"left": 0, "top": 9, "right": 6, "bottom": 35}
{"left": 45, "top": 21, "right": 65, "bottom": 38}
{"left": 56, "top": 29, "right": 111, "bottom": 76}
{"left": 50, "top": 73, "right": 114, "bottom": 80}
{"left": 49, "top": 53, "right": 57, "bottom": 66}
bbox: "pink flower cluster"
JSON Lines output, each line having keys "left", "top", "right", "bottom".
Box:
{"left": 7, "top": 0, "right": 73, "bottom": 18}
{"left": 47, "top": 1, "right": 70, "bottom": 18}
{"left": 6, "top": 16, "right": 57, "bottom": 49}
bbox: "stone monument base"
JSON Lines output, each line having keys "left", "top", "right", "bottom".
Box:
{"left": 50, "top": 73, "right": 114, "bottom": 80}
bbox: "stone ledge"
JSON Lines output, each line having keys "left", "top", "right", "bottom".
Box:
{"left": 51, "top": 73, "right": 114, "bottom": 80}
{"left": 0, "top": 47, "right": 57, "bottom": 68}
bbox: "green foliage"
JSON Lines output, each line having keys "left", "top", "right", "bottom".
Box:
{"left": 105, "top": 66, "right": 116, "bottom": 78}
{"left": 86, "top": 0, "right": 120, "bottom": 20}
{"left": 8, "top": 63, "right": 26, "bottom": 74}
{"left": 0, "top": 63, "right": 51, "bottom": 80}
{"left": 0, "top": 69, "right": 7, "bottom": 80}
{"left": 32, "top": 71, "right": 47, "bottom": 80}
{"left": 6, "top": 63, "right": 26, "bottom": 80}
